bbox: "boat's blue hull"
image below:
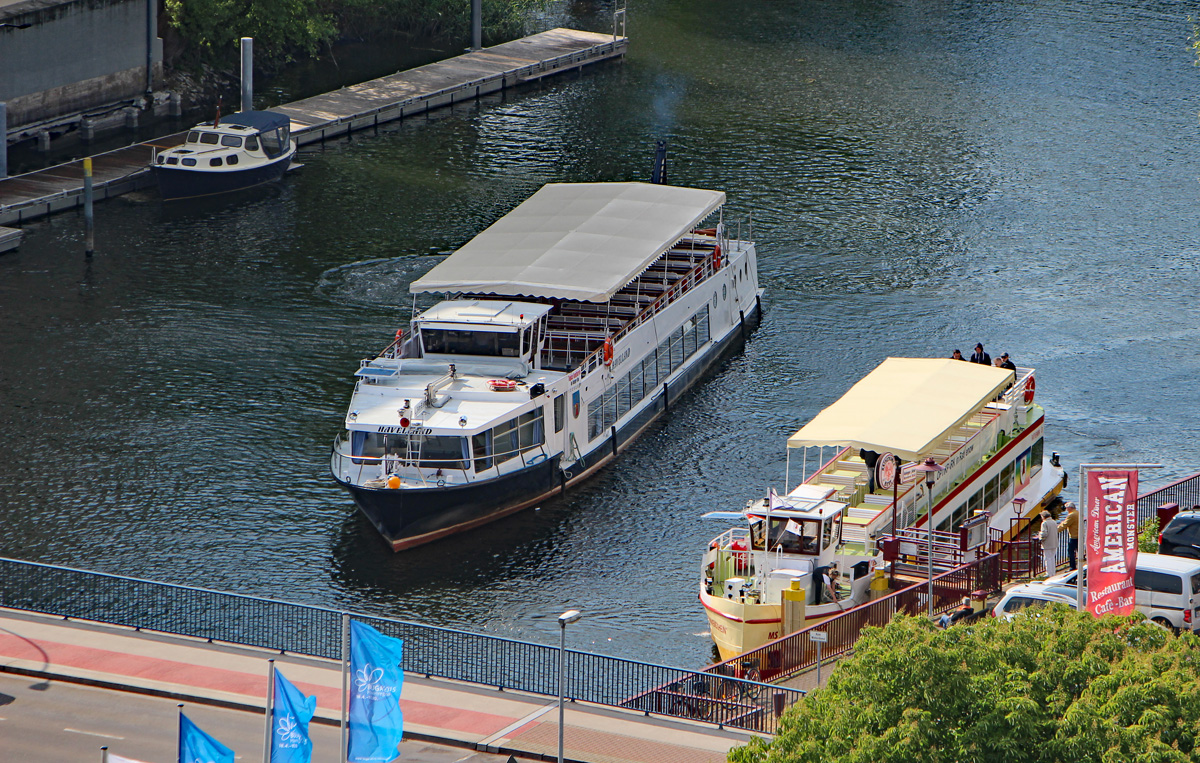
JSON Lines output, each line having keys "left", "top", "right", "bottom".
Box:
{"left": 154, "top": 152, "right": 292, "bottom": 201}
{"left": 336, "top": 296, "right": 763, "bottom": 550}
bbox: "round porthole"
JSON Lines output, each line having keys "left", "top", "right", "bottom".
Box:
{"left": 712, "top": 291, "right": 718, "bottom": 309}
{"left": 722, "top": 284, "right": 727, "bottom": 301}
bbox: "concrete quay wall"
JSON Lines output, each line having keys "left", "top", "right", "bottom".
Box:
{"left": 0, "top": 0, "right": 161, "bottom": 128}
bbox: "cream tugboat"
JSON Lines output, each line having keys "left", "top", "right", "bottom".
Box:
{"left": 700, "top": 357, "right": 1067, "bottom": 661}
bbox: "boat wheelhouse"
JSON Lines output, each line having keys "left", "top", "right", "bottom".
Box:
{"left": 700, "top": 357, "right": 1066, "bottom": 660}
{"left": 152, "top": 111, "right": 296, "bottom": 201}
{"left": 332, "top": 182, "right": 763, "bottom": 550}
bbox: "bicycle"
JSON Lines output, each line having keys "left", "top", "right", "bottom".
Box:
{"left": 667, "top": 676, "right": 713, "bottom": 721}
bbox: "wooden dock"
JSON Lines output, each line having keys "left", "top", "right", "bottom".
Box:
{"left": 0, "top": 28, "right": 626, "bottom": 227}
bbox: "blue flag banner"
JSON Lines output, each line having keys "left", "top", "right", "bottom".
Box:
{"left": 348, "top": 620, "right": 405, "bottom": 763}
{"left": 271, "top": 668, "right": 317, "bottom": 763}
{"left": 179, "top": 712, "right": 235, "bottom": 763}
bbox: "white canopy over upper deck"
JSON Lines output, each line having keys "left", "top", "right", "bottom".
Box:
{"left": 417, "top": 300, "right": 552, "bottom": 330}
{"left": 785, "top": 358, "right": 1015, "bottom": 461}
{"left": 409, "top": 182, "right": 726, "bottom": 303}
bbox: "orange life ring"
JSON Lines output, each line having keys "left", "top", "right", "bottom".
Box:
{"left": 603, "top": 337, "right": 614, "bottom": 366}
{"left": 712, "top": 244, "right": 722, "bottom": 270}
{"left": 1024, "top": 376, "right": 1036, "bottom": 404}
{"left": 488, "top": 379, "right": 518, "bottom": 392}
{"left": 395, "top": 329, "right": 404, "bottom": 343}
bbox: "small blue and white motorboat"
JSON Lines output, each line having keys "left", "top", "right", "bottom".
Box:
{"left": 153, "top": 110, "right": 296, "bottom": 201}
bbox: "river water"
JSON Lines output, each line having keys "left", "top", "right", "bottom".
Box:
{"left": 2, "top": 0, "right": 1198, "bottom": 667}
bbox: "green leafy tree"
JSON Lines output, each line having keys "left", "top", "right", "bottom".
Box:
{"left": 1138, "top": 516, "right": 1160, "bottom": 553}
{"left": 731, "top": 609, "right": 1200, "bottom": 763}
{"left": 166, "top": 0, "right": 336, "bottom": 66}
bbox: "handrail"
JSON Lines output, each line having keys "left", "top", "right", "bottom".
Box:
{"left": 0, "top": 556, "right": 795, "bottom": 733}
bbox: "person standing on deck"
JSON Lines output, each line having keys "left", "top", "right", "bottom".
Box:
{"left": 998, "top": 352, "right": 1017, "bottom": 371}
{"left": 1060, "top": 502, "right": 1080, "bottom": 570}
{"left": 1038, "top": 510, "right": 1059, "bottom": 576}
{"left": 970, "top": 343, "right": 991, "bottom": 365}
{"left": 951, "top": 349, "right": 965, "bottom": 361}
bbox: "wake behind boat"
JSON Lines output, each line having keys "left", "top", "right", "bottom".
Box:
{"left": 152, "top": 110, "right": 296, "bottom": 201}
{"left": 700, "top": 357, "right": 1067, "bottom": 660}
{"left": 331, "top": 181, "right": 763, "bottom": 550}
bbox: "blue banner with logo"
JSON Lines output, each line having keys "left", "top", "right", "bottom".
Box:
{"left": 348, "top": 620, "right": 405, "bottom": 763}
{"left": 179, "top": 712, "right": 235, "bottom": 763}
{"left": 271, "top": 668, "right": 317, "bottom": 763}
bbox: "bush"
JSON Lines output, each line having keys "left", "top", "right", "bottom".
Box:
{"left": 730, "top": 609, "right": 1200, "bottom": 763}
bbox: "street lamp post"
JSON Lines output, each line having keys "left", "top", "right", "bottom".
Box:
{"left": 914, "top": 458, "right": 945, "bottom": 617}
{"left": 557, "top": 609, "right": 581, "bottom": 763}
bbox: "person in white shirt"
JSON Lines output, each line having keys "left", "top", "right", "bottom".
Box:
{"left": 1038, "top": 510, "right": 1059, "bottom": 576}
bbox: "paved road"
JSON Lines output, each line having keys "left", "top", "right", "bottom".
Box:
{"left": 0, "top": 672, "right": 510, "bottom": 762}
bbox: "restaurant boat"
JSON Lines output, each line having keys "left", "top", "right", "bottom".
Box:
{"left": 700, "top": 357, "right": 1067, "bottom": 660}
{"left": 331, "top": 181, "right": 763, "bottom": 550}
{"left": 152, "top": 110, "right": 296, "bottom": 201}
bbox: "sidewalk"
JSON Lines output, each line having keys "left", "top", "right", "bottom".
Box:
{"left": 0, "top": 608, "right": 756, "bottom": 763}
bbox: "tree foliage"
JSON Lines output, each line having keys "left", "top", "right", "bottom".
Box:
{"left": 1139, "top": 517, "right": 1160, "bottom": 554}
{"left": 166, "top": 0, "right": 543, "bottom": 69}
{"left": 731, "top": 609, "right": 1200, "bottom": 763}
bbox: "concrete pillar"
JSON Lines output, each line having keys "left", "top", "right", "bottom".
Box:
{"left": 470, "top": 0, "right": 481, "bottom": 50}
{"left": 80, "top": 118, "right": 95, "bottom": 143}
{"left": 0, "top": 102, "right": 6, "bottom": 179}
{"left": 145, "top": 0, "right": 156, "bottom": 94}
{"left": 240, "top": 38, "right": 253, "bottom": 112}
{"left": 37, "top": 129, "right": 50, "bottom": 152}
{"left": 124, "top": 108, "right": 139, "bottom": 129}
{"left": 169, "top": 92, "right": 182, "bottom": 117}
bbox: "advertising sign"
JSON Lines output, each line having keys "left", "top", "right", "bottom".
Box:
{"left": 1085, "top": 469, "right": 1139, "bottom": 617}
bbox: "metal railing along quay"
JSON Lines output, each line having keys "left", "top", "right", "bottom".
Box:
{"left": 0, "top": 556, "right": 799, "bottom": 732}
{"left": 1136, "top": 471, "right": 1200, "bottom": 524}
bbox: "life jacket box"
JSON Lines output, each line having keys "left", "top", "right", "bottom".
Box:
{"left": 724, "top": 577, "right": 746, "bottom": 599}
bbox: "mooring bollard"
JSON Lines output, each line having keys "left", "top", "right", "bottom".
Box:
{"left": 80, "top": 118, "right": 94, "bottom": 143}
{"left": 37, "top": 129, "right": 50, "bottom": 152}
{"left": 83, "top": 157, "right": 94, "bottom": 256}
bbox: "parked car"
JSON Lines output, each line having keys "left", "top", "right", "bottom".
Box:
{"left": 992, "top": 582, "right": 1078, "bottom": 620}
{"left": 1043, "top": 552, "right": 1200, "bottom": 632}
{"left": 1158, "top": 511, "right": 1200, "bottom": 559}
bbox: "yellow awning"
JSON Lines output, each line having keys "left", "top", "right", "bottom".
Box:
{"left": 785, "top": 358, "right": 1015, "bottom": 461}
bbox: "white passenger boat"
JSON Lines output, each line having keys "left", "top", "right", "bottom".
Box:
{"left": 700, "top": 357, "right": 1067, "bottom": 660}
{"left": 331, "top": 182, "right": 763, "bottom": 550}
{"left": 152, "top": 111, "right": 296, "bottom": 201}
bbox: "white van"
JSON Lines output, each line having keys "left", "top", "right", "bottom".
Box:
{"left": 1044, "top": 553, "right": 1200, "bottom": 632}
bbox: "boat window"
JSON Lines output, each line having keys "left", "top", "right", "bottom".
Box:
{"left": 422, "top": 328, "right": 520, "bottom": 357}
{"left": 473, "top": 431, "right": 493, "bottom": 472}
{"left": 352, "top": 432, "right": 467, "bottom": 470}
{"left": 490, "top": 409, "right": 545, "bottom": 465}
{"left": 553, "top": 394, "right": 565, "bottom": 433}
{"left": 220, "top": 135, "right": 243, "bottom": 148}
{"left": 182, "top": 158, "right": 197, "bottom": 166}
{"left": 522, "top": 326, "right": 532, "bottom": 356}
{"left": 199, "top": 132, "right": 220, "bottom": 145}
{"left": 1031, "top": 437, "right": 1044, "bottom": 475}
{"left": 226, "top": 155, "right": 239, "bottom": 165}
{"left": 166, "top": 157, "right": 179, "bottom": 165}
{"left": 822, "top": 517, "right": 833, "bottom": 550}
{"left": 246, "top": 136, "right": 259, "bottom": 151}
{"left": 750, "top": 517, "right": 820, "bottom": 554}
{"left": 209, "top": 157, "right": 223, "bottom": 167}
{"left": 984, "top": 474, "right": 999, "bottom": 512}
{"left": 260, "top": 127, "right": 284, "bottom": 158}
{"left": 186, "top": 131, "right": 200, "bottom": 143}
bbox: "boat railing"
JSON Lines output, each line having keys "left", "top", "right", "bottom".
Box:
{"left": 565, "top": 236, "right": 729, "bottom": 380}
{"left": 704, "top": 553, "right": 1004, "bottom": 685}
{"left": 331, "top": 434, "right": 551, "bottom": 487}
